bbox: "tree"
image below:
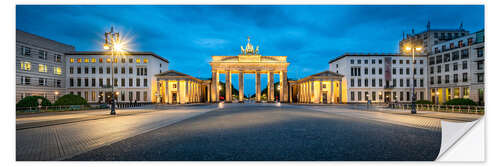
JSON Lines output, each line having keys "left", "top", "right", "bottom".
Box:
{"left": 444, "top": 98, "right": 477, "bottom": 106}
{"left": 53, "top": 94, "right": 89, "bottom": 106}
{"left": 416, "top": 100, "right": 433, "bottom": 104}
{"left": 16, "top": 96, "right": 51, "bottom": 108}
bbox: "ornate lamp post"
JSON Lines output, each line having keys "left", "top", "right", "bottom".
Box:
{"left": 405, "top": 41, "right": 422, "bottom": 114}
{"left": 103, "top": 27, "right": 124, "bottom": 115}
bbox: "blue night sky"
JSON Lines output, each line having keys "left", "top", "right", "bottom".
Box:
{"left": 16, "top": 5, "right": 484, "bottom": 96}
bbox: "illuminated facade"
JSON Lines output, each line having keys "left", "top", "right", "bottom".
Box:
{"left": 428, "top": 30, "right": 484, "bottom": 105}
{"left": 289, "top": 71, "right": 345, "bottom": 104}
{"left": 65, "top": 51, "right": 169, "bottom": 103}
{"left": 154, "top": 70, "right": 211, "bottom": 104}
{"left": 16, "top": 30, "right": 75, "bottom": 102}
{"left": 209, "top": 37, "right": 290, "bottom": 102}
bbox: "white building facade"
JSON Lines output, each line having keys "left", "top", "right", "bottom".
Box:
{"left": 329, "top": 53, "right": 428, "bottom": 104}
{"left": 65, "top": 51, "right": 169, "bottom": 104}
{"left": 428, "top": 30, "right": 484, "bottom": 105}
{"left": 399, "top": 22, "right": 469, "bottom": 55}
{"left": 16, "top": 30, "right": 75, "bottom": 102}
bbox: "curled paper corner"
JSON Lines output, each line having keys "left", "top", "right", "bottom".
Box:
{"left": 436, "top": 118, "right": 482, "bottom": 161}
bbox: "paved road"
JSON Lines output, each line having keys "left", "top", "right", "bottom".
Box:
{"left": 16, "top": 104, "right": 218, "bottom": 160}
{"left": 68, "top": 103, "right": 443, "bottom": 161}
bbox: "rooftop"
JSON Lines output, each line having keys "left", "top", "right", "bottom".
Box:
{"left": 328, "top": 53, "right": 427, "bottom": 64}
{"left": 65, "top": 51, "right": 169, "bottom": 63}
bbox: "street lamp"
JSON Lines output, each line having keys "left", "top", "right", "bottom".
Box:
{"left": 54, "top": 91, "right": 59, "bottom": 101}
{"left": 405, "top": 42, "right": 423, "bottom": 114}
{"left": 103, "top": 27, "right": 126, "bottom": 115}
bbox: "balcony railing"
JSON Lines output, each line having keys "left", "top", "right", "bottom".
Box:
{"left": 384, "top": 85, "right": 395, "bottom": 89}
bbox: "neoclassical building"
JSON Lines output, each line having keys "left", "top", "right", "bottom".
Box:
{"left": 209, "top": 37, "right": 290, "bottom": 103}
{"left": 150, "top": 37, "right": 349, "bottom": 104}
{"left": 289, "top": 71, "right": 345, "bottom": 104}
{"left": 154, "top": 70, "right": 211, "bottom": 104}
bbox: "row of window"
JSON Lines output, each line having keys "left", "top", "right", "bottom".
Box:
{"left": 429, "top": 49, "right": 470, "bottom": 65}
{"left": 349, "top": 58, "right": 424, "bottom": 65}
{"left": 20, "top": 46, "right": 63, "bottom": 62}
{"left": 351, "top": 67, "right": 424, "bottom": 76}
{"left": 433, "top": 37, "right": 475, "bottom": 54}
{"left": 429, "top": 72, "right": 485, "bottom": 85}
{"left": 431, "top": 87, "right": 470, "bottom": 99}
{"left": 430, "top": 61, "right": 483, "bottom": 74}
{"left": 19, "top": 76, "right": 62, "bottom": 87}
{"left": 69, "top": 66, "right": 147, "bottom": 76}
{"left": 350, "top": 78, "right": 425, "bottom": 88}
{"left": 19, "top": 61, "right": 63, "bottom": 75}
{"left": 70, "top": 57, "right": 148, "bottom": 64}
{"left": 69, "top": 78, "right": 148, "bottom": 88}
{"left": 70, "top": 91, "right": 148, "bottom": 102}
{"left": 349, "top": 91, "right": 425, "bottom": 102}
{"left": 432, "top": 32, "right": 466, "bottom": 40}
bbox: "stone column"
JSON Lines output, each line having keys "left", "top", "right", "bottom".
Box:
{"left": 239, "top": 71, "right": 244, "bottom": 103}
{"left": 178, "top": 80, "right": 182, "bottom": 103}
{"left": 338, "top": 79, "right": 342, "bottom": 104}
{"left": 216, "top": 72, "right": 219, "bottom": 102}
{"left": 304, "top": 81, "right": 311, "bottom": 103}
{"left": 283, "top": 71, "right": 288, "bottom": 102}
{"left": 304, "top": 82, "right": 307, "bottom": 103}
{"left": 299, "top": 83, "right": 302, "bottom": 103}
{"left": 186, "top": 81, "right": 190, "bottom": 103}
{"left": 301, "top": 83, "right": 304, "bottom": 103}
{"left": 308, "top": 80, "right": 312, "bottom": 103}
{"left": 330, "top": 80, "right": 335, "bottom": 104}
{"left": 165, "top": 80, "right": 169, "bottom": 104}
{"left": 190, "top": 81, "right": 193, "bottom": 102}
{"left": 279, "top": 72, "right": 284, "bottom": 102}
{"left": 315, "top": 80, "right": 320, "bottom": 104}
{"left": 303, "top": 83, "right": 307, "bottom": 103}
{"left": 207, "top": 84, "right": 211, "bottom": 103}
{"left": 211, "top": 71, "right": 217, "bottom": 102}
{"left": 225, "top": 71, "right": 232, "bottom": 102}
{"left": 317, "top": 80, "right": 322, "bottom": 103}
{"left": 256, "top": 71, "right": 261, "bottom": 102}
{"left": 269, "top": 72, "right": 274, "bottom": 102}
{"left": 185, "top": 80, "right": 188, "bottom": 104}
{"left": 197, "top": 82, "right": 201, "bottom": 102}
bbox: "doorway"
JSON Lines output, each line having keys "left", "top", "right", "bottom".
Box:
{"left": 322, "top": 92, "right": 327, "bottom": 104}
{"left": 172, "top": 92, "right": 178, "bottom": 104}
{"left": 384, "top": 91, "right": 391, "bottom": 103}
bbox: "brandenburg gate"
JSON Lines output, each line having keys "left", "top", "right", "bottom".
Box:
{"left": 210, "top": 37, "right": 289, "bottom": 103}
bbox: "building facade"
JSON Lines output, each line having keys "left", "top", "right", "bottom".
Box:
{"left": 209, "top": 37, "right": 289, "bottom": 103}
{"left": 399, "top": 22, "right": 469, "bottom": 55}
{"left": 428, "top": 30, "right": 484, "bottom": 105}
{"left": 16, "top": 30, "right": 75, "bottom": 102}
{"left": 65, "top": 51, "right": 169, "bottom": 104}
{"left": 289, "top": 71, "right": 345, "bottom": 104}
{"left": 155, "top": 70, "right": 211, "bottom": 104}
{"left": 329, "top": 53, "right": 428, "bottom": 104}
